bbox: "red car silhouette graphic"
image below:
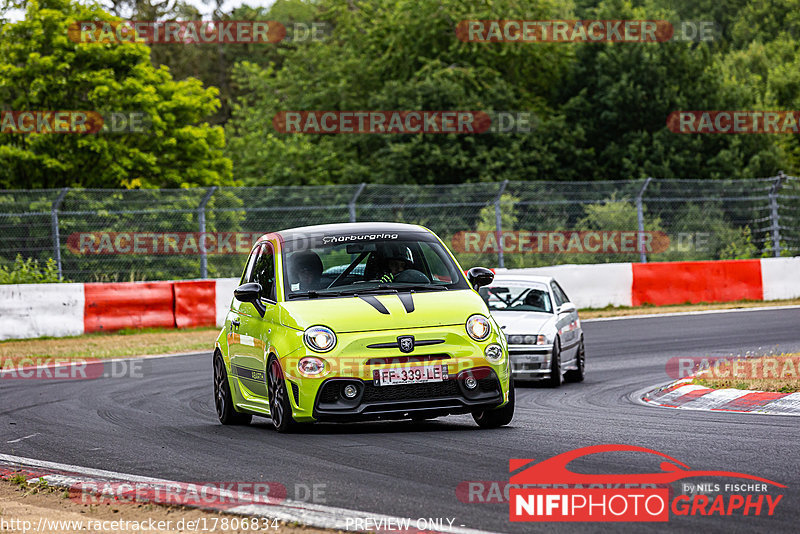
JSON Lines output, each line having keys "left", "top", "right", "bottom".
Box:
{"left": 510, "top": 444, "right": 785, "bottom": 487}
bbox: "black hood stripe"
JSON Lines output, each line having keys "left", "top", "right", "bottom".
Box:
{"left": 397, "top": 293, "right": 415, "bottom": 313}
{"left": 358, "top": 295, "right": 390, "bottom": 314}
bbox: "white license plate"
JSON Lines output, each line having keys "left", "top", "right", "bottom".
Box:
{"left": 373, "top": 365, "right": 448, "bottom": 386}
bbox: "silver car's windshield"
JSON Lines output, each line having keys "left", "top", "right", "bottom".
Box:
{"left": 282, "top": 233, "right": 468, "bottom": 299}
{"left": 479, "top": 283, "right": 553, "bottom": 313}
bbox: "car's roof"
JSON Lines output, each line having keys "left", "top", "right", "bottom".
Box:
{"left": 273, "top": 222, "right": 428, "bottom": 240}
{"left": 489, "top": 275, "right": 554, "bottom": 286}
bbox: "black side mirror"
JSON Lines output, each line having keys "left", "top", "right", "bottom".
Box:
{"left": 234, "top": 282, "right": 266, "bottom": 317}
{"left": 467, "top": 267, "right": 494, "bottom": 290}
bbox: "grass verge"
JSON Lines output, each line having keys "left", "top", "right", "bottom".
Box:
{"left": 0, "top": 327, "right": 218, "bottom": 365}
{"left": 692, "top": 353, "right": 800, "bottom": 393}
{"left": 580, "top": 297, "right": 800, "bottom": 319}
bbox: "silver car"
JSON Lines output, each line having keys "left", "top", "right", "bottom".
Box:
{"left": 479, "top": 275, "right": 585, "bottom": 386}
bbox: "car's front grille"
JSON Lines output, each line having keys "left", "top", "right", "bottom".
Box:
{"left": 513, "top": 362, "right": 544, "bottom": 371}
{"left": 362, "top": 380, "right": 459, "bottom": 402}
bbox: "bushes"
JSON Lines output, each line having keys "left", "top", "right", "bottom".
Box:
{"left": 0, "top": 254, "right": 62, "bottom": 284}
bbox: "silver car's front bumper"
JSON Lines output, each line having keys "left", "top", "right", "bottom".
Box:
{"left": 508, "top": 344, "right": 553, "bottom": 379}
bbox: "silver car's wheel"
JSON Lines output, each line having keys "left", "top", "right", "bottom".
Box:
{"left": 564, "top": 337, "right": 585, "bottom": 383}
{"left": 546, "top": 339, "right": 562, "bottom": 388}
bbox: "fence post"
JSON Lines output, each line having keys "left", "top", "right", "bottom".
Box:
{"left": 494, "top": 180, "right": 509, "bottom": 268}
{"left": 349, "top": 183, "right": 366, "bottom": 223}
{"left": 769, "top": 172, "right": 785, "bottom": 257}
{"left": 636, "top": 177, "right": 652, "bottom": 263}
{"left": 198, "top": 186, "right": 218, "bottom": 279}
{"left": 51, "top": 187, "right": 69, "bottom": 280}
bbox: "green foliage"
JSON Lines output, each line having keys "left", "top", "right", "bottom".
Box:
{"left": 0, "top": 0, "right": 232, "bottom": 188}
{"left": 0, "top": 253, "right": 62, "bottom": 283}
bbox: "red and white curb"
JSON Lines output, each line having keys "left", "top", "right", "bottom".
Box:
{"left": 0, "top": 454, "right": 492, "bottom": 534}
{"left": 641, "top": 378, "right": 800, "bottom": 415}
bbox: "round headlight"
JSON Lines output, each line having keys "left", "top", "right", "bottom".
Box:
{"left": 298, "top": 356, "right": 326, "bottom": 376}
{"left": 303, "top": 326, "right": 336, "bottom": 353}
{"left": 466, "top": 314, "right": 491, "bottom": 341}
{"left": 523, "top": 335, "right": 538, "bottom": 345}
{"left": 484, "top": 343, "right": 503, "bottom": 363}
{"left": 508, "top": 335, "right": 523, "bottom": 345}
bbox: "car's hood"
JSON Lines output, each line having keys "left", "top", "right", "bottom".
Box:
{"left": 491, "top": 311, "right": 554, "bottom": 334}
{"left": 280, "top": 289, "right": 488, "bottom": 332}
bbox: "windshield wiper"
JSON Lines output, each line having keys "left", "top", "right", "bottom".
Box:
{"left": 333, "top": 285, "right": 398, "bottom": 296}
{"left": 392, "top": 284, "right": 448, "bottom": 292}
{"left": 287, "top": 291, "right": 321, "bottom": 299}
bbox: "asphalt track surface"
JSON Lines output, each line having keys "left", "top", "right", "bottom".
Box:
{"left": 2, "top": 307, "right": 800, "bottom": 533}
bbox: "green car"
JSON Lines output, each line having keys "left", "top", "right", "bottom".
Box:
{"left": 213, "top": 223, "right": 514, "bottom": 432}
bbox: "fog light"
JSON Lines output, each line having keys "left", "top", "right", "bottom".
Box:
{"left": 464, "top": 376, "right": 478, "bottom": 390}
{"left": 343, "top": 384, "right": 358, "bottom": 398}
{"left": 484, "top": 343, "right": 503, "bottom": 363}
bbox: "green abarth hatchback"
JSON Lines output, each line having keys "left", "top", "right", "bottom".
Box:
{"left": 213, "top": 222, "right": 514, "bottom": 432}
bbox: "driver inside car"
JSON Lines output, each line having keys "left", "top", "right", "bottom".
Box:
{"left": 291, "top": 250, "right": 323, "bottom": 291}
{"left": 378, "top": 245, "right": 413, "bottom": 283}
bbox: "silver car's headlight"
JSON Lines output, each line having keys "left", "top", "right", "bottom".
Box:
{"left": 506, "top": 334, "right": 546, "bottom": 345}
{"left": 466, "top": 314, "right": 491, "bottom": 341}
{"left": 303, "top": 326, "right": 336, "bottom": 352}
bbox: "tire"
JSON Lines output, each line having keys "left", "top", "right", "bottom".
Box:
{"left": 564, "top": 337, "right": 585, "bottom": 383}
{"left": 267, "top": 357, "right": 297, "bottom": 433}
{"left": 545, "top": 339, "right": 562, "bottom": 388}
{"left": 213, "top": 354, "right": 252, "bottom": 425}
{"left": 472, "top": 380, "right": 515, "bottom": 429}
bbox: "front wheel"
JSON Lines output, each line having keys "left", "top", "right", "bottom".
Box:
{"left": 545, "top": 339, "right": 563, "bottom": 388}
{"left": 213, "top": 354, "right": 252, "bottom": 425}
{"left": 267, "top": 357, "right": 297, "bottom": 433}
{"left": 564, "top": 338, "right": 585, "bottom": 383}
{"left": 472, "top": 380, "right": 515, "bottom": 429}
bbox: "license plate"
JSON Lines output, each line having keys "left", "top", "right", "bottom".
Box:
{"left": 373, "top": 365, "right": 448, "bottom": 386}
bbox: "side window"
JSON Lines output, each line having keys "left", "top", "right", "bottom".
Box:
{"left": 420, "top": 242, "right": 454, "bottom": 283}
{"left": 550, "top": 282, "right": 564, "bottom": 307}
{"left": 554, "top": 282, "right": 570, "bottom": 304}
{"left": 244, "top": 244, "right": 277, "bottom": 302}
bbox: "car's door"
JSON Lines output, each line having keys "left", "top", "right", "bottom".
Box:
{"left": 551, "top": 281, "right": 580, "bottom": 362}
{"left": 230, "top": 242, "right": 278, "bottom": 400}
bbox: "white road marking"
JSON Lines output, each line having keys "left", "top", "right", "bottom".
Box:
{"left": 0, "top": 453, "right": 497, "bottom": 534}
{"left": 6, "top": 433, "right": 39, "bottom": 444}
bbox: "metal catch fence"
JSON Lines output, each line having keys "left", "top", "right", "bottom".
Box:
{"left": 0, "top": 175, "right": 797, "bottom": 282}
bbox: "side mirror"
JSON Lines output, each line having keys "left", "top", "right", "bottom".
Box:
{"left": 557, "top": 302, "right": 576, "bottom": 315}
{"left": 467, "top": 267, "right": 494, "bottom": 290}
{"left": 234, "top": 282, "right": 266, "bottom": 317}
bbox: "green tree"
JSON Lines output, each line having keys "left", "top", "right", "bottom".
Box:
{"left": 0, "top": 0, "right": 232, "bottom": 188}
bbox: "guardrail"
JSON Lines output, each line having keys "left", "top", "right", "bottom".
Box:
{"left": 2, "top": 257, "right": 798, "bottom": 341}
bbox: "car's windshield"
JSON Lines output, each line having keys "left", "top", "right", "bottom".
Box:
{"left": 282, "top": 231, "right": 468, "bottom": 299}
{"left": 479, "top": 283, "right": 553, "bottom": 313}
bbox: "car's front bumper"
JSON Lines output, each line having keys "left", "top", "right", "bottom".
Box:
{"left": 280, "top": 324, "right": 510, "bottom": 422}
{"left": 509, "top": 344, "right": 552, "bottom": 380}
{"left": 312, "top": 367, "right": 504, "bottom": 421}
